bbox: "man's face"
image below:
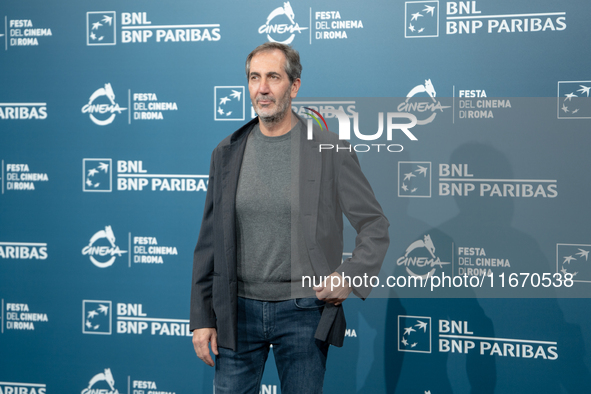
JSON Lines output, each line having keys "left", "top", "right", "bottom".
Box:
{"left": 248, "top": 49, "right": 300, "bottom": 124}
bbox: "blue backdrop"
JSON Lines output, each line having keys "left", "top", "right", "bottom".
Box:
{"left": 1, "top": 0, "right": 591, "bottom": 393}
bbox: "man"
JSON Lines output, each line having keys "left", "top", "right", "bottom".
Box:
{"left": 190, "top": 42, "right": 389, "bottom": 393}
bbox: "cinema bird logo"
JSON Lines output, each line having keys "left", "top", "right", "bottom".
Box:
{"left": 397, "top": 234, "right": 450, "bottom": 278}
{"left": 81, "top": 83, "right": 127, "bottom": 125}
{"left": 82, "top": 368, "right": 120, "bottom": 394}
{"left": 259, "top": 2, "right": 308, "bottom": 44}
{"left": 397, "top": 79, "right": 450, "bottom": 125}
{"left": 82, "top": 226, "right": 127, "bottom": 268}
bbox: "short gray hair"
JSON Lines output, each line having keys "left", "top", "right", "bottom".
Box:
{"left": 245, "top": 42, "right": 302, "bottom": 84}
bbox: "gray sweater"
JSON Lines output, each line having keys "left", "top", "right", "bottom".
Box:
{"left": 235, "top": 119, "right": 315, "bottom": 300}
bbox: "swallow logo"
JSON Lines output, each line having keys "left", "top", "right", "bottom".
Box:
{"left": 398, "top": 315, "right": 432, "bottom": 353}
{"left": 87, "top": 12, "right": 116, "bottom": 46}
{"left": 214, "top": 86, "right": 245, "bottom": 121}
{"left": 556, "top": 243, "right": 591, "bottom": 282}
{"left": 398, "top": 161, "right": 431, "bottom": 197}
{"left": 82, "top": 226, "right": 127, "bottom": 268}
{"left": 83, "top": 300, "right": 112, "bottom": 335}
{"left": 405, "top": 1, "right": 439, "bottom": 38}
{"left": 83, "top": 159, "right": 112, "bottom": 192}
{"left": 82, "top": 159, "right": 112, "bottom": 192}
{"left": 557, "top": 81, "right": 591, "bottom": 119}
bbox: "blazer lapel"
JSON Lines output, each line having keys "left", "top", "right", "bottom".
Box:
{"left": 299, "top": 124, "right": 347, "bottom": 347}
{"left": 220, "top": 120, "right": 256, "bottom": 280}
{"left": 299, "top": 122, "right": 333, "bottom": 276}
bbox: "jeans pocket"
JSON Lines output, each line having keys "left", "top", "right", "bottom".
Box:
{"left": 294, "top": 297, "right": 326, "bottom": 309}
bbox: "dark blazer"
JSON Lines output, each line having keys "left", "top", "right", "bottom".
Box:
{"left": 190, "top": 115, "right": 389, "bottom": 350}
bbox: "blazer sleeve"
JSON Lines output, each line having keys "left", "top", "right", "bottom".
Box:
{"left": 189, "top": 150, "right": 217, "bottom": 331}
{"left": 333, "top": 147, "right": 390, "bottom": 300}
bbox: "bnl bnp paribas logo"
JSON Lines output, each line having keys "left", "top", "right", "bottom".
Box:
{"left": 259, "top": 2, "right": 308, "bottom": 44}
{"left": 405, "top": 1, "right": 566, "bottom": 37}
{"left": 399, "top": 162, "right": 558, "bottom": 198}
{"left": 557, "top": 81, "right": 591, "bottom": 119}
{"left": 398, "top": 315, "right": 559, "bottom": 360}
{"left": 83, "top": 300, "right": 191, "bottom": 337}
{"left": 81, "top": 226, "right": 127, "bottom": 268}
{"left": 81, "top": 84, "right": 127, "bottom": 126}
{"left": 0, "top": 381, "right": 46, "bottom": 394}
{"left": 83, "top": 158, "right": 208, "bottom": 193}
{"left": 87, "top": 11, "right": 221, "bottom": 45}
{"left": 0, "top": 101, "right": 47, "bottom": 120}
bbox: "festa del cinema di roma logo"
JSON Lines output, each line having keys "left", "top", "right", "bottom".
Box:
{"left": 82, "top": 226, "right": 127, "bottom": 268}
{"left": 81, "top": 83, "right": 127, "bottom": 125}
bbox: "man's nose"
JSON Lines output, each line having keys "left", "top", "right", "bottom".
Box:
{"left": 258, "top": 78, "right": 271, "bottom": 94}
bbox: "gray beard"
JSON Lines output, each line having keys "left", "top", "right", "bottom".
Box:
{"left": 257, "top": 89, "right": 291, "bottom": 126}
{"left": 259, "top": 106, "right": 288, "bottom": 125}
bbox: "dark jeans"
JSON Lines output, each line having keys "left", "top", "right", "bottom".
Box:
{"left": 214, "top": 296, "right": 329, "bottom": 394}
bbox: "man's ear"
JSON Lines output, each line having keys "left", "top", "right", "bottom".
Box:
{"left": 291, "top": 78, "right": 301, "bottom": 99}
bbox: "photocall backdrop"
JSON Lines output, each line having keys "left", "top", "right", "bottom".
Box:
{"left": 1, "top": 0, "right": 591, "bottom": 393}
